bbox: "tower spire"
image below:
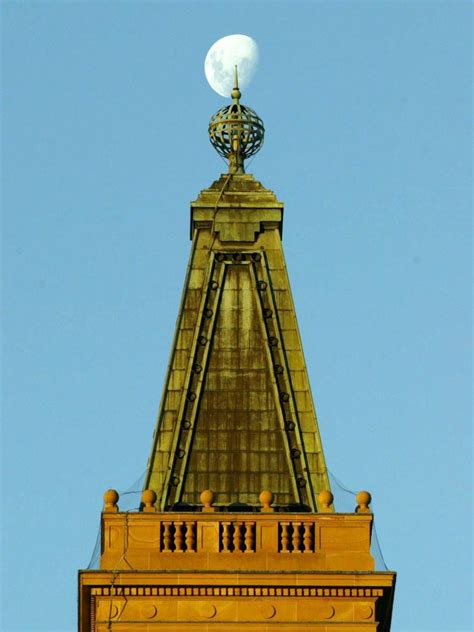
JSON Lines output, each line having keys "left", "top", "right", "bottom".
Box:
{"left": 231, "top": 64, "right": 241, "bottom": 102}
{"left": 144, "top": 171, "right": 332, "bottom": 511}
{"left": 79, "top": 60, "right": 396, "bottom": 631}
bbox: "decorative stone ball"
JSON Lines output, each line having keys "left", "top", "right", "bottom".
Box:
{"left": 200, "top": 489, "right": 215, "bottom": 507}
{"left": 141, "top": 489, "right": 157, "bottom": 505}
{"left": 356, "top": 490, "right": 372, "bottom": 510}
{"left": 317, "top": 490, "right": 334, "bottom": 510}
{"left": 103, "top": 489, "right": 119, "bottom": 506}
{"left": 259, "top": 490, "right": 274, "bottom": 507}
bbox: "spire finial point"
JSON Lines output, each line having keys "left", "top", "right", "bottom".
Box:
{"left": 231, "top": 65, "right": 241, "bottom": 102}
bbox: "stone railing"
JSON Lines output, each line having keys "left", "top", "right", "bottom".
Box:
{"left": 99, "top": 488, "right": 375, "bottom": 572}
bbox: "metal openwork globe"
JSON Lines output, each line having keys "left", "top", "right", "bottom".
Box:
{"left": 208, "top": 67, "right": 264, "bottom": 174}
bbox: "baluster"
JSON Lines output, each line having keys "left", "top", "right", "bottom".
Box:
{"left": 244, "top": 522, "right": 255, "bottom": 553}
{"left": 233, "top": 522, "right": 243, "bottom": 552}
{"left": 291, "top": 522, "right": 302, "bottom": 553}
{"left": 174, "top": 521, "right": 184, "bottom": 552}
{"left": 163, "top": 522, "right": 173, "bottom": 552}
{"left": 185, "top": 522, "right": 196, "bottom": 552}
{"left": 303, "top": 522, "right": 313, "bottom": 553}
{"left": 222, "top": 522, "right": 232, "bottom": 552}
{"left": 156, "top": 521, "right": 162, "bottom": 552}
{"left": 280, "top": 522, "right": 290, "bottom": 552}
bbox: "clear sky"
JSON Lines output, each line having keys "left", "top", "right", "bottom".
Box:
{"left": 2, "top": 2, "right": 471, "bottom": 631}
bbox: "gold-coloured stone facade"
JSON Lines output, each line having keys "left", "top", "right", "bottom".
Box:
{"left": 79, "top": 495, "right": 395, "bottom": 630}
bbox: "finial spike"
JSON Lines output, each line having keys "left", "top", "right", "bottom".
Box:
{"left": 231, "top": 65, "right": 241, "bottom": 103}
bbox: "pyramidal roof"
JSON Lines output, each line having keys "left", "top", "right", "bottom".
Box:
{"left": 145, "top": 173, "right": 331, "bottom": 511}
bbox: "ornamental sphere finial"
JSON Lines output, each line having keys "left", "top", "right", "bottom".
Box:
{"left": 208, "top": 80, "right": 264, "bottom": 174}
{"left": 259, "top": 489, "right": 274, "bottom": 512}
{"left": 141, "top": 489, "right": 157, "bottom": 512}
{"left": 356, "top": 490, "right": 372, "bottom": 513}
{"left": 200, "top": 489, "right": 216, "bottom": 512}
{"left": 103, "top": 488, "right": 119, "bottom": 513}
{"left": 317, "top": 490, "right": 334, "bottom": 512}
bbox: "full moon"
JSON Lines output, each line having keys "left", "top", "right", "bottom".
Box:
{"left": 204, "top": 34, "right": 259, "bottom": 98}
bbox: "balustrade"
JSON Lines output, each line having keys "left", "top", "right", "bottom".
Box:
{"left": 119, "top": 517, "right": 317, "bottom": 554}
{"left": 100, "top": 489, "right": 375, "bottom": 569}
{"left": 279, "top": 521, "right": 314, "bottom": 553}
{"left": 158, "top": 521, "right": 197, "bottom": 553}
{"left": 220, "top": 521, "right": 256, "bottom": 553}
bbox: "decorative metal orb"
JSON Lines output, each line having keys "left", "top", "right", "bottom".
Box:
{"left": 209, "top": 101, "right": 264, "bottom": 162}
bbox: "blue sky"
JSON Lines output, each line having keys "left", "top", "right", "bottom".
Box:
{"left": 2, "top": 2, "right": 472, "bottom": 631}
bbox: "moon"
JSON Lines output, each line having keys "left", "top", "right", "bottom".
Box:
{"left": 204, "top": 34, "right": 259, "bottom": 98}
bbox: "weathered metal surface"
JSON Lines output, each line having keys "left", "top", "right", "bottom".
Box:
{"left": 181, "top": 262, "right": 295, "bottom": 506}
{"left": 144, "top": 174, "right": 331, "bottom": 511}
{"left": 208, "top": 67, "right": 264, "bottom": 174}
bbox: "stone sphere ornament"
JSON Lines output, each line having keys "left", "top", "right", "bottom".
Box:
{"left": 103, "top": 489, "right": 119, "bottom": 513}
{"left": 317, "top": 490, "right": 334, "bottom": 512}
{"left": 259, "top": 489, "right": 274, "bottom": 512}
{"left": 141, "top": 489, "right": 157, "bottom": 512}
{"left": 200, "top": 489, "right": 216, "bottom": 512}
{"left": 356, "top": 490, "right": 372, "bottom": 513}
